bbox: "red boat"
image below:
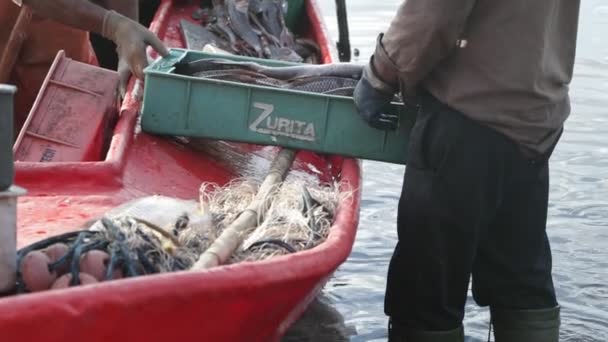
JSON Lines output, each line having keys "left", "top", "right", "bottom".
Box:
{"left": 0, "top": 0, "right": 360, "bottom": 341}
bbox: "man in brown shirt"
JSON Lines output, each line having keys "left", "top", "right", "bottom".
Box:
{"left": 353, "top": 1, "right": 581, "bottom": 341}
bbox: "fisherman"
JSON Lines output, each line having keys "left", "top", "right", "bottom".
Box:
{"left": 353, "top": 1, "right": 581, "bottom": 341}
{"left": 1, "top": 0, "right": 169, "bottom": 132}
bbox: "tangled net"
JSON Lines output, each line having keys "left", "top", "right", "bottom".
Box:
{"left": 208, "top": 177, "right": 344, "bottom": 263}
{"left": 15, "top": 171, "right": 350, "bottom": 293}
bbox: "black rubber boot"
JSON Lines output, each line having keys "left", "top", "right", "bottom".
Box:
{"left": 491, "top": 306, "right": 560, "bottom": 342}
{"left": 388, "top": 319, "right": 465, "bottom": 342}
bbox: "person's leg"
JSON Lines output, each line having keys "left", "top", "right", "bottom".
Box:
{"left": 385, "top": 97, "right": 506, "bottom": 341}
{"left": 472, "top": 138, "right": 561, "bottom": 342}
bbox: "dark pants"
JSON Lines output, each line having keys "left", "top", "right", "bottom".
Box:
{"left": 385, "top": 93, "right": 560, "bottom": 331}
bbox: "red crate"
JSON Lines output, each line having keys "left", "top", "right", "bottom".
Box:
{"left": 13, "top": 50, "right": 119, "bottom": 162}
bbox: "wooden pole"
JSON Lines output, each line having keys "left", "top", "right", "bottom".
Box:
{"left": 190, "top": 148, "right": 297, "bottom": 270}
{"left": 0, "top": 6, "right": 33, "bottom": 83}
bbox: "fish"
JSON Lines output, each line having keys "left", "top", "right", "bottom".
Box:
{"left": 174, "top": 58, "right": 364, "bottom": 80}
{"left": 248, "top": 9, "right": 303, "bottom": 62}
{"left": 269, "top": 46, "right": 304, "bottom": 63}
{"left": 209, "top": 0, "right": 240, "bottom": 53}
{"left": 285, "top": 76, "right": 359, "bottom": 95}
{"left": 226, "top": 0, "right": 264, "bottom": 58}
{"left": 248, "top": 5, "right": 280, "bottom": 46}
{"left": 252, "top": 0, "right": 294, "bottom": 47}
{"left": 173, "top": 58, "right": 406, "bottom": 100}
{"left": 172, "top": 58, "right": 364, "bottom": 96}
{"left": 193, "top": 0, "right": 319, "bottom": 62}
{"left": 293, "top": 38, "right": 321, "bottom": 61}
{"left": 248, "top": 0, "right": 265, "bottom": 15}
{"left": 180, "top": 19, "right": 233, "bottom": 52}
{"left": 193, "top": 70, "right": 359, "bottom": 96}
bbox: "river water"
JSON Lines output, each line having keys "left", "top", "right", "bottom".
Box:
{"left": 301, "top": 1, "right": 608, "bottom": 341}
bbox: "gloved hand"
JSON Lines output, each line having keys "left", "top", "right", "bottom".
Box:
{"left": 116, "top": 57, "right": 131, "bottom": 99}
{"left": 101, "top": 10, "right": 170, "bottom": 97}
{"left": 353, "top": 63, "right": 399, "bottom": 131}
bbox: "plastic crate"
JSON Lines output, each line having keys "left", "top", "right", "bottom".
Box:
{"left": 141, "top": 48, "right": 416, "bottom": 165}
{"left": 13, "top": 50, "right": 119, "bottom": 163}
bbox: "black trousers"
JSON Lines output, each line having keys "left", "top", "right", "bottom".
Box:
{"left": 385, "top": 93, "right": 560, "bottom": 331}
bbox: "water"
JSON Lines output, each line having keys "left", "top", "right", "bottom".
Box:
{"left": 301, "top": 1, "right": 608, "bottom": 341}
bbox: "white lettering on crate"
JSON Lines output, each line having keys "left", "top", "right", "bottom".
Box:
{"left": 249, "top": 102, "right": 316, "bottom": 142}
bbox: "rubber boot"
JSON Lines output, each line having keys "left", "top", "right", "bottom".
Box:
{"left": 388, "top": 319, "right": 465, "bottom": 342}
{"left": 491, "top": 306, "right": 560, "bottom": 342}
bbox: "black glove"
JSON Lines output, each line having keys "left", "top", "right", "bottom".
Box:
{"left": 353, "top": 62, "right": 399, "bottom": 131}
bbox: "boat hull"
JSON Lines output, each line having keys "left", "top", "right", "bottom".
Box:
{"left": 2, "top": 1, "right": 361, "bottom": 341}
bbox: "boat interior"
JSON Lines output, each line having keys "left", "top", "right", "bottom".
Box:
{"left": 12, "top": 0, "right": 345, "bottom": 248}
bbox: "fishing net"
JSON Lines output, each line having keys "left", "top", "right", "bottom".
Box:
{"left": 14, "top": 169, "right": 351, "bottom": 293}
{"left": 227, "top": 177, "right": 344, "bottom": 262}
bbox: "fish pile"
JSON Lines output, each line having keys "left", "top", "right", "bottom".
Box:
{"left": 179, "top": 1, "right": 404, "bottom": 99}
{"left": 187, "top": 0, "right": 320, "bottom": 63}
{"left": 175, "top": 57, "right": 367, "bottom": 97}
{"left": 13, "top": 175, "right": 346, "bottom": 293}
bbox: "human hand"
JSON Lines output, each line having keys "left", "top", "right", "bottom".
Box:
{"left": 353, "top": 63, "right": 398, "bottom": 131}
{"left": 116, "top": 57, "right": 130, "bottom": 99}
{"left": 102, "top": 10, "right": 169, "bottom": 83}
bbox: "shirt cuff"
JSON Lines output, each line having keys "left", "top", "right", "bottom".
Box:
{"left": 369, "top": 33, "right": 400, "bottom": 94}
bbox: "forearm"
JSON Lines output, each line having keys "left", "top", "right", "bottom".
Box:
{"left": 20, "top": 0, "right": 107, "bottom": 35}
{"left": 95, "top": 0, "right": 138, "bottom": 21}
{"left": 373, "top": 0, "right": 476, "bottom": 94}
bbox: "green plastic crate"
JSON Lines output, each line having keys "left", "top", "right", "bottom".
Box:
{"left": 141, "top": 48, "right": 416, "bottom": 165}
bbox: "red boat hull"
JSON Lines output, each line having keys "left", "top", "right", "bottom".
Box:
{"left": 2, "top": 1, "right": 361, "bottom": 341}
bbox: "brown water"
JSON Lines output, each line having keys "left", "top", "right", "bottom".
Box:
{"left": 290, "top": 1, "right": 608, "bottom": 341}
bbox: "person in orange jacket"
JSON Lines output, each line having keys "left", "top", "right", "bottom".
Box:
{"left": 1, "top": 0, "right": 169, "bottom": 133}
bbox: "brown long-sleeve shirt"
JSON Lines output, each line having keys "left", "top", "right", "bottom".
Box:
{"left": 373, "top": 0, "right": 581, "bottom": 156}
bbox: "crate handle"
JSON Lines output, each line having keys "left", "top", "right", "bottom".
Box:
{"left": 145, "top": 48, "right": 189, "bottom": 73}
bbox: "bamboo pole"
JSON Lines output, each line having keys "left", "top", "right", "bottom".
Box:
{"left": 0, "top": 6, "right": 32, "bottom": 83}
{"left": 190, "top": 148, "right": 297, "bottom": 270}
